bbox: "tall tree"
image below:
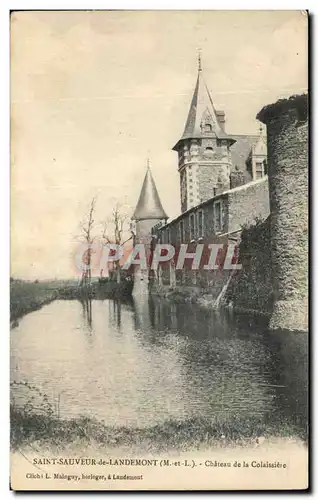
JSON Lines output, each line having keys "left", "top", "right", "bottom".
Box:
{"left": 79, "top": 197, "right": 96, "bottom": 287}
{"left": 100, "top": 202, "right": 132, "bottom": 283}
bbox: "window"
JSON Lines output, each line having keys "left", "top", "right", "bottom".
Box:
{"left": 197, "top": 210, "right": 204, "bottom": 238}
{"left": 255, "top": 161, "right": 264, "bottom": 179}
{"left": 166, "top": 228, "right": 171, "bottom": 243}
{"left": 204, "top": 123, "right": 212, "bottom": 133}
{"left": 213, "top": 187, "right": 217, "bottom": 197}
{"left": 179, "top": 220, "right": 185, "bottom": 242}
{"left": 189, "top": 213, "right": 196, "bottom": 240}
{"left": 214, "top": 201, "right": 222, "bottom": 233}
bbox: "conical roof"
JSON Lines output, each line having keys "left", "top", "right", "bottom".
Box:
{"left": 173, "top": 66, "right": 235, "bottom": 150}
{"left": 132, "top": 167, "right": 168, "bottom": 221}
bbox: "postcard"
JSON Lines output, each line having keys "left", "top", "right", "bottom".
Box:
{"left": 10, "top": 10, "right": 308, "bottom": 491}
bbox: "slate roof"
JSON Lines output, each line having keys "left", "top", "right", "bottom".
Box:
{"left": 132, "top": 167, "right": 168, "bottom": 221}
{"left": 173, "top": 68, "right": 235, "bottom": 150}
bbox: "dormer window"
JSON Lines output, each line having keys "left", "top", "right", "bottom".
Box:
{"left": 255, "top": 161, "right": 264, "bottom": 179}
{"left": 204, "top": 123, "right": 212, "bottom": 133}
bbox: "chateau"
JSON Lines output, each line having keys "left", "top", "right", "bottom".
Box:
{"left": 131, "top": 59, "right": 270, "bottom": 294}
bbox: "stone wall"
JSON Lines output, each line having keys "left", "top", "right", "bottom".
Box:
{"left": 150, "top": 177, "right": 270, "bottom": 298}
{"left": 197, "top": 162, "right": 231, "bottom": 201}
{"left": 155, "top": 177, "right": 269, "bottom": 247}
{"left": 177, "top": 137, "right": 233, "bottom": 212}
{"left": 257, "top": 94, "right": 308, "bottom": 332}
{"left": 227, "top": 177, "right": 270, "bottom": 233}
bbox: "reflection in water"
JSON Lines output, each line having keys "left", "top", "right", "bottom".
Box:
{"left": 80, "top": 298, "right": 92, "bottom": 331}
{"left": 10, "top": 297, "right": 307, "bottom": 440}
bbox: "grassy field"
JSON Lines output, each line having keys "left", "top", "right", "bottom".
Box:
{"left": 10, "top": 278, "right": 78, "bottom": 321}
{"left": 10, "top": 277, "right": 133, "bottom": 321}
{"left": 10, "top": 381, "right": 307, "bottom": 452}
{"left": 10, "top": 405, "right": 307, "bottom": 453}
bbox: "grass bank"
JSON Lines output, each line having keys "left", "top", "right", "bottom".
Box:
{"left": 10, "top": 279, "right": 62, "bottom": 322}
{"left": 11, "top": 406, "right": 306, "bottom": 453}
{"left": 10, "top": 278, "right": 133, "bottom": 322}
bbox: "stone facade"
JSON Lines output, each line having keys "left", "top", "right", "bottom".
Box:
{"left": 151, "top": 177, "right": 270, "bottom": 296}
{"left": 176, "top": 131, "right": 233, "bottom": 213}
{"left": 257, "top": 94, "right": 308, "bottom": 332}
{"left": 176, "top": 133, "right": 268, "bottom": 213}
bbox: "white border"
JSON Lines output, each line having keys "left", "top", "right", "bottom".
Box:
{"left": 2, "top": 3, "right": 314, "bottom": 499}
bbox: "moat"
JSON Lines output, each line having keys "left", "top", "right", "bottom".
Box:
{"left": 10, "top": 298, "right": 307, "bottom": 443}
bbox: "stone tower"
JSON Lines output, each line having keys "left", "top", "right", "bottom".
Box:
{"left": 131, "top": 164, "right": 168, "bottom": 295}
{"left": 257, "top": 94, "right": 308, "bottom": 332}
{"left": 173, "top": 57, "right": 236, "bottom": 212}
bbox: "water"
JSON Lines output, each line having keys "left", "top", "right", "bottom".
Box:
{"left": 10, "top": 298, "right": 307, "bottom": 439}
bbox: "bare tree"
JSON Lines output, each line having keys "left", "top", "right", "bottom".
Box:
{"left": 79, "top": 197, "right": 97, "bottom": 287}
{"left": 99, "top": 220, "right": 110, "bottom": 279}
{"left": 100, "top": 202, "right": 132, "bottom": 283}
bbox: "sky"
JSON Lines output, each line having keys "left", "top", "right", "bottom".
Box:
{"left": 11, "top": 10, "right": 308, "bottom": 279}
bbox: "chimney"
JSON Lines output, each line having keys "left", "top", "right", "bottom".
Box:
{"left": 216, "top": 110, "right": 226, "bottom": 132}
